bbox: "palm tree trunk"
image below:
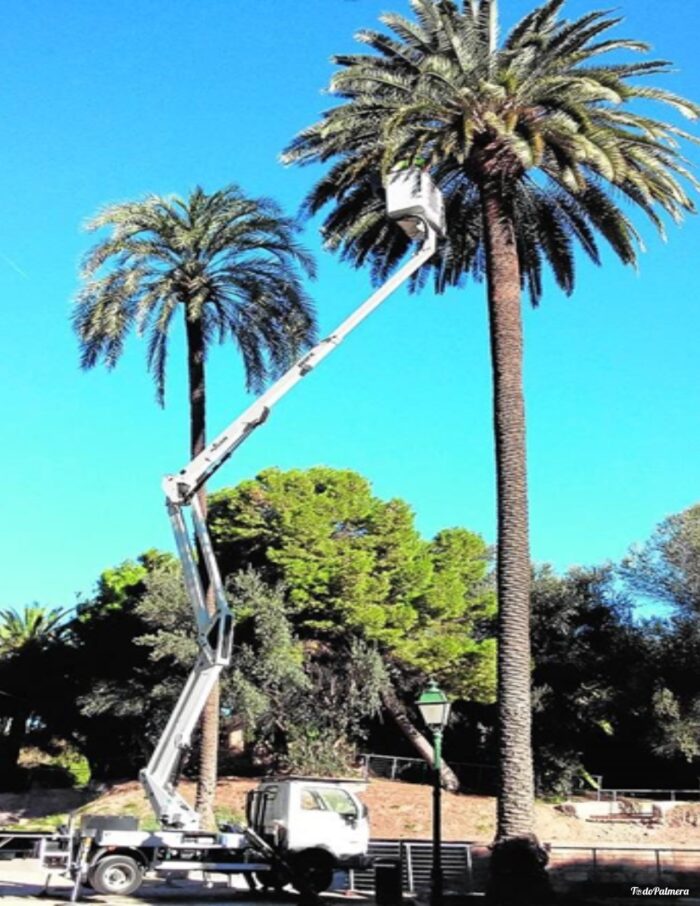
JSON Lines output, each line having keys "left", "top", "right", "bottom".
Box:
{"left": 481, "top": 183, "right": 535, "bottom": 840}
{"left": 0, "top": 705, "right": 28, "bottom": 790}
{"left": 380, "top": 686, "right": 460, "bottom": 791}
{"left": 481, "top": 182, "right": 553, "bottom": 905}
{"left": 185, "top": 312, "right": 219, "bottom": 831}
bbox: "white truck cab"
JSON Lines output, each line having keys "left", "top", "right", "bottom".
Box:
{"left": 248, "top": 777, "right": 369, "bottom": 863}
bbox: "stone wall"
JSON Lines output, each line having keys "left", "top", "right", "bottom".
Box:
{"left": 547, "top": 846, "right": 699, "bottom": 897}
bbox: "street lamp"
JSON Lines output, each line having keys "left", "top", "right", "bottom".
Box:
{"left": 416, "top": 681, "right": 451, "bottom": 906}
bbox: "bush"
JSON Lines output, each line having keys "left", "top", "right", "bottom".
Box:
{"left": 283, "top": 727, "right": 357, "bottom": 777}
{"left": 535, "top": 747, "right": 585, "bottom": 800}
{"left": 18, "top": 744, "right": 91, "bottom": 789}
{"left": 214, "top": 805, "right": 245, "bottom": 827}
{"left": 55, "top": 749, "right": 91, "bottom": 788}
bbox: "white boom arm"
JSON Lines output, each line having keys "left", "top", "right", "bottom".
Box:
{"left": 139, "top": 170, "right": 444, "bottom": 830}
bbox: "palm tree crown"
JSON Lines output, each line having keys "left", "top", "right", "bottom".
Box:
{"left": 0, "top": 605, "right": 66, "bottom": 657}
{"left": 74, "top": 184, "right": 317, "bottom": 404}
{"left": 284, "top": 0, "right": 699, "bottom": 300}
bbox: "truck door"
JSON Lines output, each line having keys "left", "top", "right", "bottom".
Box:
{"left": 289, "top": 786, "right": 367, "bottom": 856}
{"left": 247, "top": 785, "right": 280, "bottom": 843}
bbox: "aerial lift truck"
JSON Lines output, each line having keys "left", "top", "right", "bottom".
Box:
{"left": 40, "top": 169, "right": 445, "bottom": 898}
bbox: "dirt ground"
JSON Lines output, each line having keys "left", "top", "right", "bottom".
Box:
{"left": 1, "top": 777, "right": 698, "bottom": 848}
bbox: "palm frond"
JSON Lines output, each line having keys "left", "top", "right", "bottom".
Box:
{"left": 504, "top": 0, "right": 565, "bottom": 50}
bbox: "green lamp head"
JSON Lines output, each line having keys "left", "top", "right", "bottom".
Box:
{"left": 416, "top": 680, "right": 451, "bottom": 732}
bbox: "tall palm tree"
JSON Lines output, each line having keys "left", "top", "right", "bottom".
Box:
{"left": 74, "top": 185, "right": 317, "bottom": 828}
{"left": 283, "top": 0, "right": 698, "bottom": 874}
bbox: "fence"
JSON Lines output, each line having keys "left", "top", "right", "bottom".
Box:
{"left": 590, "top": 788, "right": 700, "bottom": 804}
{"left": 348, "top": 840, "right": 700, "bottom": 896}
{"left": 359, "top": 753, "right": 497, "bottom": 793}
{"left": 361, "top": 755, "right": 698, "bottom": 804}
{"left": 348, "top": 840, "right": 489, "bottom": 895}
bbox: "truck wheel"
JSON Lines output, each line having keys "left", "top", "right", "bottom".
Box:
{"left": 254, "top": 866, "right": 290, "bottom": 892}
{"left": 292, "top": 851, "right": 334, "bottom": 896}
{"left": 90, "top": 854, "right": 144, "bottom": 896}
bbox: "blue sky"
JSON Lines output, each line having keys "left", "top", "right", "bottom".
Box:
{"left": 0, "top": 0, "right": 698, "bottom": 613}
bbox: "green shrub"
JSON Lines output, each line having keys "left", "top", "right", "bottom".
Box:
{"left": 214, "top": 805, "right": 245, "bottom": 827}
{"left": 283, "top": 726, "right": 357, "bottom": 777}
{"left": 55, "top": 749, "right": 91, "bottom": 788}
{"left": 17, "top": 744, "right": 91, "bottom": 789}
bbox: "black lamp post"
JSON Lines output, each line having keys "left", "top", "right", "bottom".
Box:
{"left": 416, "top": 681, "right": 451, "bottom": 906}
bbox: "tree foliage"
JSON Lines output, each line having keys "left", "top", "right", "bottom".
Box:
{"left": 0, "top": 605, "right": 67, "bottom": 656}
{"left": 620, "top": 503, "right": 700, "bottom": 614}
{"left": 0, "top": 605, "right": 70, "bottom": 786}
{"left": 530, "top": 552, "right": 700, "bottom": 792}
{"left": 226, "top": 570, "right": 387, "bottom": 773}
{"left": 530, "top": 565, "right": 638, "bottom": 794}
{"left": 74, "top": 185, "right": 317, "bottom": 404}
{"left": 0, "top": 556, "right": 170, "bottom": 786}
{"left": 283, "top": 0, "right": 699, "bottom": 300}
{"left": 650, "top": 687, "right": 700, "bottom": 763}
{"left": 3, "top": 499, "right": 700, "bottom": 792}
{"left": 209, "top": 466, "right": 495, "bottom": 700}
{"left": 132, "top": 562, "right": 388, "bottom": 775}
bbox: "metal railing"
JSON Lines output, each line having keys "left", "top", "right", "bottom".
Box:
{"left": 359, "top": 753, "right": 497, "bottom": 793}
{"left": 348, "top": 840, "right": 700, "bottom": 895}
{"left": 361, "top": 756, "right": 699, "bottom": 805}
{"left": 349, "top": 840, "right": 490, "bottom": 895}
{"left": 547, "top": 844, "right": 700, "bottom": 891}
{"left": 590, "top": 788, "right": 700, "bottom": 803}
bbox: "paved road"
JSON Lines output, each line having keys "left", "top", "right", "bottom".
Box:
{"left": 0, "top": 859, "right": 366, "bottom": 906}
{"left": 8, "top": 857, "right": 698, "bottom": 906}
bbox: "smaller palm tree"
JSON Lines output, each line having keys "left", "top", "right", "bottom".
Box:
{"left": 0, "top": 605, "right": 68, "bottom": 786}
{"left": 0, "top": 604, "right": 66, "bottom": 657}
{"left": 74, "top": 184, "right": 317, "bottom": 829}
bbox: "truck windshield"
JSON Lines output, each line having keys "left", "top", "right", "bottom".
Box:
{"left": 301, "top": 787, "right": 357, "bottom": 817}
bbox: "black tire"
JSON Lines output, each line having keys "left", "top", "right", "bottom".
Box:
{"left": 254, "top": 866, "right": 290, "bottom": 892}
{"left": 291, "top": 851, "right": 334, "bottom": 896}
{"left": 89, "top": 854, "right": 144, "bottom": 896}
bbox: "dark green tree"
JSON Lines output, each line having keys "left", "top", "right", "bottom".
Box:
{"left": 74, "top": 184, "right": 317, "bottom": 827}
{"left": 0, "top": 557, "right": 171, "bottom": 788}
{"left": 620, "top": 505, "right": 700, "bottom": 778}
{"left": 620, "top": 503, "right": 700, "bottom": 615}
{"left": 225, "top": 570, "right": 386, "bottom": 774}
{"left": 530, "top": 565, "right": 636, "bottom": 795}
{"left": 529, "top": 561, "right": 700, "bottom": 792}
{"left": 209, "top": 465, "right": 495, "bottom": 787}
{"left": 0, "top": 605, "right": 68, "bottom": 786}
{"left": 649, "top": 614, "right": 700, "bottom": 771}
{"left": 69, "top": 553, "right": 177, "bottom": 779}
{"left": 649, "top": 686, "right": 700, "bottom": 765}
{"left": 136, "top": 563, "right": 386, "bottom": 776}
{"left": 283, "top": 0, "right": 698, "bottom": 865}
